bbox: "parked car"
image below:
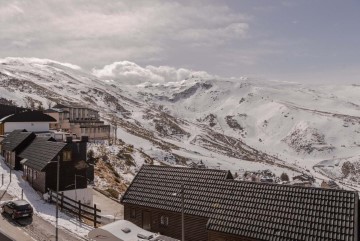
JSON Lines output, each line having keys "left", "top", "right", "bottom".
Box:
{"left": 1, "top": 200, "right": 33, "bottom": 219}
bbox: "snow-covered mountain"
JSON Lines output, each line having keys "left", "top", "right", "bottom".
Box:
{"left": 1, "top": 58, "right": 360, "bottom": 189}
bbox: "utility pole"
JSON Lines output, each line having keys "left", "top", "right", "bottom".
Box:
{"left": 56, "top": 155, "right": 60, "bottom": 241}
{"left": 115, "top": 122, "right": 117, "bottom": 145}
{"left": 181, "top": 183, "right": 184, "bottom": 241}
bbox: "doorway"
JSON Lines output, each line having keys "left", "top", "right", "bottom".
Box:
{"left": 142, "top": 211, "right": 151, "bottom": 230}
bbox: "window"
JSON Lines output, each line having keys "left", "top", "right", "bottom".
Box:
{"left": 63, "top": 151, "right": 72, "bottom": 161}
{"left": 160, "top": 215, "right": 169, "bottom": 226}
{"left": 130, "top": 208, "right": 136, "bottom": 218}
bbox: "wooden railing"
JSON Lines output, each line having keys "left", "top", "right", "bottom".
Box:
{"left": 48, "top": 189, "right": 101, "bottom": 227}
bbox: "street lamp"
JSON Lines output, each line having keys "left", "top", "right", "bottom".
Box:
{"left": 56, "top": 155, "right": 60, "bottom": 241}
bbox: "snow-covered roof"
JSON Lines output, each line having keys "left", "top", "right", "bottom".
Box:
{"left": 88, "top": 220, "right": 157, "bottom": 241}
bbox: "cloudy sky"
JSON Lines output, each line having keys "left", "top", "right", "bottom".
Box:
{"left": 1, "top": 0, "right": 359, "bottom": 84}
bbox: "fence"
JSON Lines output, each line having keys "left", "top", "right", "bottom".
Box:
{"left": 48, "top": 189, "right": 101, "bottom": 227}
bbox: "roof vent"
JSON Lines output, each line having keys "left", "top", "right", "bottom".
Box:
{"left": 121, "top": 227, "right": 131, "bottom": 233}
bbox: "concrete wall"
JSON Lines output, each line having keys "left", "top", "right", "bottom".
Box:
{"left": 62, "top": 188, "right": 93, "bottom": 205}
{"left": 5, "top": 122, "right": 49, "bottom": 133}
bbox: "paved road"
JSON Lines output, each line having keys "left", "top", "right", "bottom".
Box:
{"left": 0, "top": 230, "right": 13, "bottom": 241}
{"left": 1, "top": 190, "right": 84, "bottom": 241}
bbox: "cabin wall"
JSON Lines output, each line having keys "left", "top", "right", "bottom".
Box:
{"left": 124, "top": 204, "right": 208, "bottom": 241}
{"left": 23, "top": 166, "right": 46, "bottom": 194}
{"left": 0, "top": 123, "right": 4, "bottom": 135}
{"left": 45, "top": 147, "right": 87, "bottom": 193}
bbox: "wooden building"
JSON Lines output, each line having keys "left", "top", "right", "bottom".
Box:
{"left": 121, "top": 165, "right": 359, "bottom": 241}
{"left": 1, "top": 130, "right": 36, "bottom": 170}
{"left": 19, "top": 136, "right": 88, "bottom": 194}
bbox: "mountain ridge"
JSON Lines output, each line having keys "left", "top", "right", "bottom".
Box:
{"left": 1, "top": 57, "right": 360, "bottom": 190}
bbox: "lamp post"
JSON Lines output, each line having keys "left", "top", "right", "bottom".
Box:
{"left": 56, "top": 155, "right": 60, "bottom": 241}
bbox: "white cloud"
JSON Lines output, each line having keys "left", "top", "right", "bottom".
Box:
{"left": 0, "top": 57, "right": 81, "bottom": 70}
{"left": 92, "top": 61, "right": 214, "bottom": 84}
{"left": 0, "top": 0, "right": 250, "bottom": 67}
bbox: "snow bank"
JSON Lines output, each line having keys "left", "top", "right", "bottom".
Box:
{"left": 0, "top": 156, "right": 93, "bottom": 239}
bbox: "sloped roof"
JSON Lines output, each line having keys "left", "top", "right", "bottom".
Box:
{"left": 52, "top": 103, "right": 69, "bottom": 109}
{"left": 44, "top": 108, "right": 69, "bottom": 113}
{"left": 121, "top": 165, "right": 358, "bottom": 241}
{"left": 19, "top": 137, "right": 67, "bottom": 171}
{"left": 0, "top": 104, "right": 28, "bottom": 119}
{"left": 0, "top": 111, "right": 56, "bottom": 123}
{"left": 1, "top": 130, "right": 35, "bottom": 152}
{"left": 53, "top": 103, "right": 97, "bottom": 111}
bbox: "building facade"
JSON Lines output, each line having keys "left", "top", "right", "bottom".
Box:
{"left": 121, "top": 165, "right": 359, "bottom": 241}
{"left": 19, "top": 135, "right": 88, "bottom": 194}
{"left": 0, "top": 111, "right": 56, "bottom": 135}
{"left": 1, "top": 130, "right": 36, "bottom": 170}
{"left": 45, "top": 104, "right": 110, "bottom": 140}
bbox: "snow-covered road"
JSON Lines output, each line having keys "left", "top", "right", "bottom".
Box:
{"left": 0, "top": 156, "right": 93, "bottom": 240}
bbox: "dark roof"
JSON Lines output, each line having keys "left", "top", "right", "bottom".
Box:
{"left": 0, "top": 111, "right": 56, "bottom": 123}
{"left": 1, "top": 130, "right": 36, "bottom": 152}
{"left": 122, "top": 165, "right": 359, "bottom": 241}
{"left": 52, "top": 103, "right": 69, "bottom": 109}
{"left": 53, "top": 103, "right": 97, "bottom": 111}
{"left": 0, "top": 104, "right": 28, "bottom": 119}
{"left": 19, "top": 137, "right": 67, "bottom": 171}
{"left": 44, "top": 108, "right": 69, "bottom": 113}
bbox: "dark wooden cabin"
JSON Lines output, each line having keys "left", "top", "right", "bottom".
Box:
{"left": 121, "top": 165, "right": 359, "bottom": 241}
{"left": 1, "top": 129, "right": 36, "bottom": 170}
{"left": 19, "top": 136, "right": 88, "bottom": 194}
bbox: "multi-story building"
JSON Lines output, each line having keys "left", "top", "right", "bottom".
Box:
{"left": 45, "top": 104, "right": 110, "bottom": 141}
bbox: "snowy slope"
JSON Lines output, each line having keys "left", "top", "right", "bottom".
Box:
{"left": 1, "top": 57, "right": 360, "bottom": 187}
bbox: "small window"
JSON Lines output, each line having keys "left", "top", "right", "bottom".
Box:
{"left": 63, "top": 151, "right": 72, "bottom": 161}
{"left": 160, "top": 215, "right": 169, "bottom": 226}
{"left": 130, "top": 208, "right": 136, "bottom": 218}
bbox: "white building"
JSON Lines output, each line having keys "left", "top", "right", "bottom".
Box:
{"left": 0, "top": 111, "right": 56, "bottom": 135}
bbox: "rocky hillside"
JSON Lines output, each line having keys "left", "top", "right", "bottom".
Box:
{"left": 1, "top": 57, "right": 360, "bottom": 191}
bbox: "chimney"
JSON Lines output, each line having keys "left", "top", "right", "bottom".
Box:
{"left": 66, "top": 136, "right": 73, "bottom": 143}
{"left": 81, "top": 136, "right": 89, "bottom": 143}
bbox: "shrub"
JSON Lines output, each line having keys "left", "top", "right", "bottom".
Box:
{"left": 280, "top": 172, "right": 290, "bottom": 182}
{"left": 106, "top": 188, "right": 119, "bottom": 199}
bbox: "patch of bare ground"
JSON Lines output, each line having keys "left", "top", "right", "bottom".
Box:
{"left": 95, "top": 159, "right": 127, "bottom": 197}
{"left": 197, "top": 113, "right": 217, "bottom": 127}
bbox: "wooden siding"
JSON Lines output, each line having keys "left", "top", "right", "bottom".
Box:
{"left": 208, "top": 231, "right": 260, "bottom": 241}
{"left": 45, "top": 160, "right": 87, "bottom": 193}
{"left": 124, "top": 204, "right": 208, "bottom": 241}
{"left": 0, "top": 123, "right": 4, "bottom": 135}
{"left": 24, "top": 166, "right": 46, "bottom": 193}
